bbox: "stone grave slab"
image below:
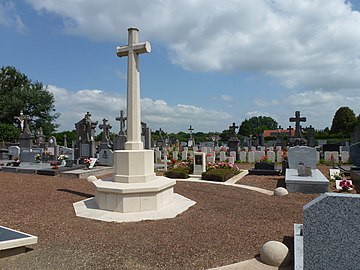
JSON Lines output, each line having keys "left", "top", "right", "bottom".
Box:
{"left": 285, "top": 146, "right": 329, "bottom": 193}
{"left": 0, "top": 225, "right": 37, "bottom": 258}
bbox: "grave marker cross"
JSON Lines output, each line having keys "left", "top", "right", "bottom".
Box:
{"left": 289, "top": 111, "right": 306, "bottom": 138}
{"left": 115, "top": 110, "right": 126, "bottom": 135}
{"left": 99, "top": 118, "right": 112, "bottom": 142}
{"left": 188, "top": 125, "right": 194, "bottom": 139}
{"left": 116, "top": 27, "right": 151, "bottom": 150}
{"left": 229, "top": 122, "right": 239, "bottom": 136}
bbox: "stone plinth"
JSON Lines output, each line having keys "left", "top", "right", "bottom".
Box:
{"left": 94, "top": 177, "right": 175, "bottom": 213}
{"left": 285, "top": 169, "right": 329, "bottom": 193}
{"left": 113, "top": 150, "right": 156, "bottom": 183}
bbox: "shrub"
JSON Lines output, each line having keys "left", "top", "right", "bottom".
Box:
{"left": 202, "top": 168, "right": 235, "bottom": 182}
{"left": 164, "top": 167, "right": 189, "bottom": 179}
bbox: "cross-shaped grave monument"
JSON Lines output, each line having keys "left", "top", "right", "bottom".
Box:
{"left": 76, "top": 28, "right": 195, "bottom": 222}
{"left": 289, "top": 111, "right": 306, "bottom": 138}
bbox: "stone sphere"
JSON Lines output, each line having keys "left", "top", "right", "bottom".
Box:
{"left": 260, "top": 241, "right": 291, "bottom": 267}
{"left": 274, "top": 187, "right": 288, "bottom": 196}
{"left": 87, "top": 175, "right": 97, "bottom": 182}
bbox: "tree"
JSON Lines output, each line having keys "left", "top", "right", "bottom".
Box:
{"left": 330, "top": 107, "right": 357, "bottom": 135}
{"left": 0, "top": 66, "right": 60, "bottom": 139}
{"left": 238, "top": 116, "right": 278, "bottom": 137}
{"left": 0, "top": 123, "right": 19, "bottom": 142}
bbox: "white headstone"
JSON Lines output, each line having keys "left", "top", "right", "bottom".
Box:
{"left": 181, "top": 151, "right": 188, "bottom": 161}
{"left": 255, "top": 151, "right": 265, "bottom": 162}
{"left": 276, "top": 151, "right": 283, "bottom": 163}
{"left": 341, "top": 151, "right": 349, "bottom": 163}
{"left": 239, "top": 151, "right": 246, "bottom": 162}
{"left": 267, "top": 151, "right": 275, "bottom": 163}
{"left": 220, "top": 151, "right": 227, "bottom": 162}
{"left": 248, "top": 151, "right": 255, "bottom": 163}
{"left": 324, "top": 151, "right": 339, "bottom": 163}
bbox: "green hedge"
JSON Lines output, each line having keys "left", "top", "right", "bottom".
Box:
{"left": 202, "top": 168, "right": 235, "bottom": 182}
{"left": 164, "top": 167, "right": 189, "bottom": 179}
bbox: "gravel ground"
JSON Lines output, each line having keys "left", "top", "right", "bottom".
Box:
{"left": 0, "top": 169, "right": 321, "bottom": 270}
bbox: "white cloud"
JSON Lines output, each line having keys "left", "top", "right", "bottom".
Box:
{"left": 47, "top": 84, "right": 232, "bottom": 133}
{"left": 254, "top": 99, "right": 279, "bottom": 107}
{"left": 221, "top": 95, "right": 232, "bottom": 102}
{"left": 26, "top": 0, "right": 360, "bottom": 92}
{"left": 0, "top": 1, "right": 26, "bottom": 33}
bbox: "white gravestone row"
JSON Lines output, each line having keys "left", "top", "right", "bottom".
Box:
{"left": 239, "top": 151, "right": 247, "bottom": 162}
{"left": 254, "top": 151, "right": 265, "bottom": 162}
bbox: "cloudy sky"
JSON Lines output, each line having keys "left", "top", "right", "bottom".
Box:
{"left": 1, "top": 0, "right": 360, "bottom": 134}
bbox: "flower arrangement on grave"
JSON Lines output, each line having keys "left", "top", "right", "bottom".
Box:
{"left": 58, "top": 154, "right": 69, "bottom": 161}
{"left": 206, "top": 161, "right": 241, "bottom": 174}
{"left": 173, "top": 160, "right": 193, "bottom": 174}
{"left": 339, "top": 179, "right": 353, "bottom": 192}
{"left": 260, "top": 155, "right": 272, "bottom": 163}
{"left": 45, "top": 150, "right": 51, "bottom": 157}
{"left": 84, "top": 158, "right": 91, "bottom": 169}
{"left": 50, "top": 161, "right": 58, "bottom": 169}
{"left": 35, "top": 154, "right": 41, "bottom": 161}
{"left": 332, "top": 172, "right": 344, "bottom": 180}
{"left": 281, "top": 150, "right": 287, "bottom": 160}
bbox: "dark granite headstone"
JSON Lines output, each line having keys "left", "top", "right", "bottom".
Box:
{"left": 322, "top": 144, "right": 340, "bottom": 152}
{"left": 74, "top": 112, "right": 97, "bottom": 159}
{"left": 303, "top": 193, "right": 360, "bottom": 270}
{"left": 350, "top": 142, "right": 360, "bottom": 167}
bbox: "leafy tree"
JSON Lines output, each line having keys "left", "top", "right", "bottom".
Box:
{"left": 0, "top": 66, "right": 60, "bottom": 139}
{"left": 238, "top": 116, "right": 278, "bottom": 137}
{"left": 330, "top": 107, "right": 357, "bottom": 135}
{"left": 0, "top": 123, "right": 20, "bottom": 142}
{"left": 50, "top": 130, "right": 77, "bottom": 146}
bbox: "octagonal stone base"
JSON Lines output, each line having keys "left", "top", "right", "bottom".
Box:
{"left": 93, "top": 176, "right": 176, "bottom": 213}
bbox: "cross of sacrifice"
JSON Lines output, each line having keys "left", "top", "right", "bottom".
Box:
{"left": 229, "top": 122, "right": 239, "bottom": 136}
{"left": 116, "top": 27, "right": 151, "bottom": 150}
{"left": 115, "top": 110, "right": 126, "bottom": 135}
{"left": 289, "top": 111, "right": 306, "bottom": 138}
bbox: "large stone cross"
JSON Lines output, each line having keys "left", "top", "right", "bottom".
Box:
{"left": 188, "top": 125, "right": 194, "bottom": 139}
{"left": 99, "top": 118, "right": 112, "bottom": 143}
{"left": 289, "top": 111, "right": 306, "bottom": 138}
{"left": 14, "top": 110, "right": 31, "bottom": 135}
{"left": 116, "top": 27, "right": 151, "bottom": 150}
{"left": 115, "top": 110, "right": 126, "bottom": 135}
{"left": 229, "top": 122, "right": 239, "bottom": 137}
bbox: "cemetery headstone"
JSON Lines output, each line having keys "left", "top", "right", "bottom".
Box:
{"left": 20, "top": 148, "right": 43, "bottom": 163}
{"left": 74, "top": 112, "right": 98, "bottom": 159}
{"left": 301, "top": 193, "right": 360, "bottom": 269}
{"left": 219, "top": 151, "right": 227, "bottom": 162}
{"left": 193, "top": 152, "right": 206, "bottom": 176}
{"left": 14, "top": 110, "right": 33, "bottom": 149}
{"left": 98, "top": 118, "right": 112, "bottom": 151}
{"left": 254, "top": 150, "right": 265, "bottom": 162}
{"left": 8, "top": 146, "right": 20, "bottom": 160}
{"left": 114, "top": 110, "right": 127, "bottom": 150}
{"left": 98, "top": 149, "right": 113, "bottom": 166}
{"left": 340, "top": 150, "right": 349, "bottom": 163}
{"left": 181, "top": 150, "right": 188, "bottom": 161}
{"left": 324, "top": 151, "right": 339, "bottom": 164}
{"left": 239, "top": 151, "right": 246, "bottom": 162}
{"left": 267, "top": 150, "right": 275, "bottom": 163}
{"left": 47, "top": 136, "right": 59, "bottom": 161}
{"left": 228, "top": 122, "right": 240, "bottom": 160}
{"left": 285, "top": 146, "right": 329, "bottom": 193}
{"left": 248, "top": 151, "right": 255, "bottom": 163}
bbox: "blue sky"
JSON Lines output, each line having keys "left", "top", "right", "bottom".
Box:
{"left": 1, "top": 0, "right": 360, "bottom": 134}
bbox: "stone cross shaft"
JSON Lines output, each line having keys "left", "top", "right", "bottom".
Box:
{"left": 289, "top": 111, "right": 306, "bottom": 138}
{"left": 99, "top": 118, "right": 112, "bottom": 142}
{"left": 229, "top": 122, "right": 239, "bottom": 136}
{"left": 116, "top": 28, "right": 151, "bottom": 150}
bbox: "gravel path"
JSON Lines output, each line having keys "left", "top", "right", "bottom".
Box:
{"left": 0, "top": 170, "right": 319, "bottom": 270}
